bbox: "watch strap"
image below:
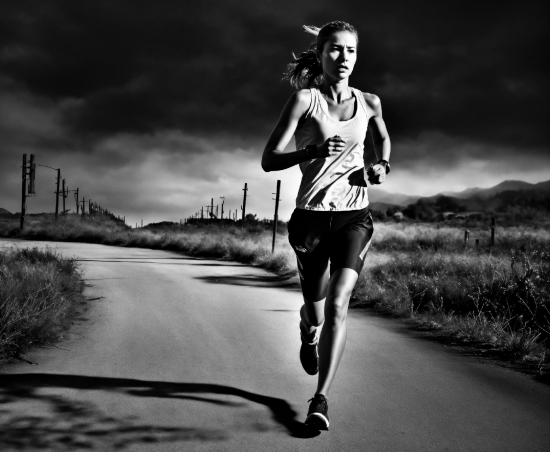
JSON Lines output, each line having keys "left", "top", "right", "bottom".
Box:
{"left": 378, "top": 159, "right": 390, "bottom": 173}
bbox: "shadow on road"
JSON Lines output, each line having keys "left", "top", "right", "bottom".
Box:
{"left": 196, "top": 274, "right": 300, "bottom": 292}
{"left": 77, "top": 256, "right": 202, "bottom": 261}
{"left": 0, "top": 373, "right": 319, "bottom": 450}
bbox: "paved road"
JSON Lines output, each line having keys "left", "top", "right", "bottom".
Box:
{"left": 1, "top": 239, "right": 549, "bottom": 452}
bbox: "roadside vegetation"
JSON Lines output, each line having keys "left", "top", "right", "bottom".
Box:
{"left": 1, "top": 212, "right": 548, "bottom": 372}
{"left": 0, "top": 246, "right": 85, "bottom": 365}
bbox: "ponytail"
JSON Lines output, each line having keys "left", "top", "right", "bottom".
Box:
{"left": 282, "top": 21, "right": 359, "bottom": 90}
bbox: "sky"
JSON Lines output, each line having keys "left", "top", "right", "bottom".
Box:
{"left": 0, "top": 0, "right": 548, "bottom": 225}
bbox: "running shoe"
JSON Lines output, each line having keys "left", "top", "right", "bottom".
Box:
{"left": 300, "top": 321, "right": 319, "bottom": 375}
{"left": 305, "top": 394, "right": 329, "bottom": 430}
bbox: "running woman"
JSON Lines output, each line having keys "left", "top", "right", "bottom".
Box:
{"left": 261, "top": 21, "right": 391, "bottom": 430}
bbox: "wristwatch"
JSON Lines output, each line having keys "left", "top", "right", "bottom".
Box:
{"left": 378, "top": 159, "right": 391, "bottom": 173}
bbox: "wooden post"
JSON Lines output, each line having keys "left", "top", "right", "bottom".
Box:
{"left": 241, "top": 183, "right": 248, "bottom": 222}
{"left": 491, "top": 217, "right": 496, "bottom": 246}
{"left": 272, "top": 180, "right": 281, "bottom": 253}
{"left": 55, "top": 168, "right": 60, "bottom": 219}
{"left": 74, "top": 188, "right": 79, "bottom": 214}
{"left": 20, "top": 154, "right": 27, "bottom": 230}
{"left": 464, "top": 230, "right": 470, "bottom": 247}
{"left": 28, "top": 154, "right": 35, "bottom": 195}
{"left": 475, "top": 239, "right": 480, "bottom": 250}
{"left": 62, "top": 179, "right": 66, "bottom": 214}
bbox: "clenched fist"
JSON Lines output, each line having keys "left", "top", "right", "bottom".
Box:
{"left": 366, "top": 163, "right": 386, "bottom": 185}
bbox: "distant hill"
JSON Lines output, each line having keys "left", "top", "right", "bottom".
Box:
{"left": 370, "top": 179, "right": 549, "bottom": 207}
{"left": 0, "top": 208, "right": 12, "bottom": 215}
{"left": 441, "top": 180, "right": 549, "bottom": 199}
{"left": 368, "top": 189, "right": 420, "bottom": 206}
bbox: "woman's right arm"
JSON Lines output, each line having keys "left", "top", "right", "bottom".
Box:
{"left": 261, "top": 90, "right": 311, "bottom": 172}
{"left": 262, "top": 90, "right": 347, "bottom": 172}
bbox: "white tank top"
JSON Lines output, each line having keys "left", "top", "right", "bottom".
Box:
{"left": 294, "top": 87, "right": 371, "bottom": 211}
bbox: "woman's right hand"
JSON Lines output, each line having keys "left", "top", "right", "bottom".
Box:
{"left": 315, "top": 135, "right": 346, "bottom": 158}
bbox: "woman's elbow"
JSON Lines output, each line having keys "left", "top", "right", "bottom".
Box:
{"left": 261, "top": 156, "right": 273, "bottom": 172}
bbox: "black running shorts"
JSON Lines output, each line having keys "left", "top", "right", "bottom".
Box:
{"left": 287, "top": 207, "right": 374, "bottom": 301}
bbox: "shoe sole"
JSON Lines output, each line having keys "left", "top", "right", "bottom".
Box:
{"left": 305, "top": 412, "right": 329, "bottom": 430}
{"left": 300, "top": 343, "right": 319, "bottom": 375}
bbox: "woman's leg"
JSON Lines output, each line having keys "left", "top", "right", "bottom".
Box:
{"left": 300, "top": 268, "right": 329, "bottom": 334}
{"left": 315, "top": 268, "right": 358, "bottom": 396}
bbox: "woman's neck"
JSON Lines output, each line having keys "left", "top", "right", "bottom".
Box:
{"left": 320, "top": 79, "right": 351, "bottom": 103}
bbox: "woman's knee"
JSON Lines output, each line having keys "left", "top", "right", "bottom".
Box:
{"left": 325, "top": 300, "right": 349, "bottom": 325}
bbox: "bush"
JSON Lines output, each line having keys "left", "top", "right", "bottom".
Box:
{"left": 0, "top": 247, "right": 85, "bottom": 364}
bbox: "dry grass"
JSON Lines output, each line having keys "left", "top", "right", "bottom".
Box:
{"left": 0, "top": 246, "right": 85, "bottom": 365}
{"left": 353, "top": 248, "right": 550, "bottom": 366}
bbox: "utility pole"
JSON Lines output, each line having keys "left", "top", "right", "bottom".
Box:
{"left": 74, "top": 188, "right": 79, "bottom": 214}
{"left": 220, "top": 197, "right": 225, "bottom": 220}
{"left": 28, "top": 154, "right": 35, "bottom": 195}
{"left": 272, "top": 180, "right": 281, "bottom": 253}
{"left": 55, "top": 168, "right": 61, "bottom": 219}
{"left": 62, "top": 179, "right": 66, "bottom": 214}
{"left": 241, "top": 183, "right": 248, "bottom": 222}
{"left": 211, "top": 198, "right": 214, "bottom": 220}
{"left": 80, "top": 197, "right": 85, "bottom": 217}
{"left": 20, "top": 154, "right": 27, "bottom": 230}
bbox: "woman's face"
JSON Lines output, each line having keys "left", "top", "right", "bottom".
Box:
{"left": 319, "top": 31, "right": 358, "bottom": 82}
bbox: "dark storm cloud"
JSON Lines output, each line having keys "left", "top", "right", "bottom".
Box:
{"left": 2, "top": 0, "right": 547, "bottom": 150}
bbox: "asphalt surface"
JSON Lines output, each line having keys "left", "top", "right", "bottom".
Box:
{"left": 1, "top": 238, "right": 549, "bottom": 452}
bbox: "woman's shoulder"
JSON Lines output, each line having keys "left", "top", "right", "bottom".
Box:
{"left": 357, "top": 90, "right": 382, "bottom": 115}
{"left": 293, "top": 88, "right": 313, "bottom": 106}
{"left": 285, "top": 89, "right": 313, "bottom": 119}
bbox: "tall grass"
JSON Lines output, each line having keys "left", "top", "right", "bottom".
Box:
{"left": 0, "top": 247, "right": 85, "bottom": 365}
{"left": 354, "top": 248, "right": 550, "bottom": 361}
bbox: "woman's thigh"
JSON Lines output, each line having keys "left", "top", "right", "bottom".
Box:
{"left": 288, "top": 208, "right": 332, "bottom": 302}
{"left": 329, "top": 209, "right": 374, "bottom": 277}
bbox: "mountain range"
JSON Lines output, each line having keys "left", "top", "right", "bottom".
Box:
{"left": 370, "top": 179, "right": 549, "bottom": 206}
{"left": 369, "top": 179, "right": 550, "bottom": 215}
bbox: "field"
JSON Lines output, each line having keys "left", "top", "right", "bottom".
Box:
{"left": 1, "top": 213, "right": 549, "bottom": 371}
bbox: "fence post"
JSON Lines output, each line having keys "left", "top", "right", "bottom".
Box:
{"left": 464, "top": 230, "right": 470, "bottom": 247}
{"left": 272, "top": 180, "right": 281, "bottom": 253}
{"left": 491, "top": 217, "right": 496, "bottom": 246}
{"left": 475, "top": 239, "right": 479, "bottom": 250}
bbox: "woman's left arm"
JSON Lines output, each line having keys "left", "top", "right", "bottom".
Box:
{"left": 364, "top": 93, "right": 391, "bottom": 183}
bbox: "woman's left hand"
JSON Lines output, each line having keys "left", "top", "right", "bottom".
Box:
{"left": 366, "top": 163, "right": 386, "bottom": 184}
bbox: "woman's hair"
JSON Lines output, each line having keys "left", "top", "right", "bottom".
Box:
{"left": 282, "top": 21, "right": 359, "bottom": 89}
